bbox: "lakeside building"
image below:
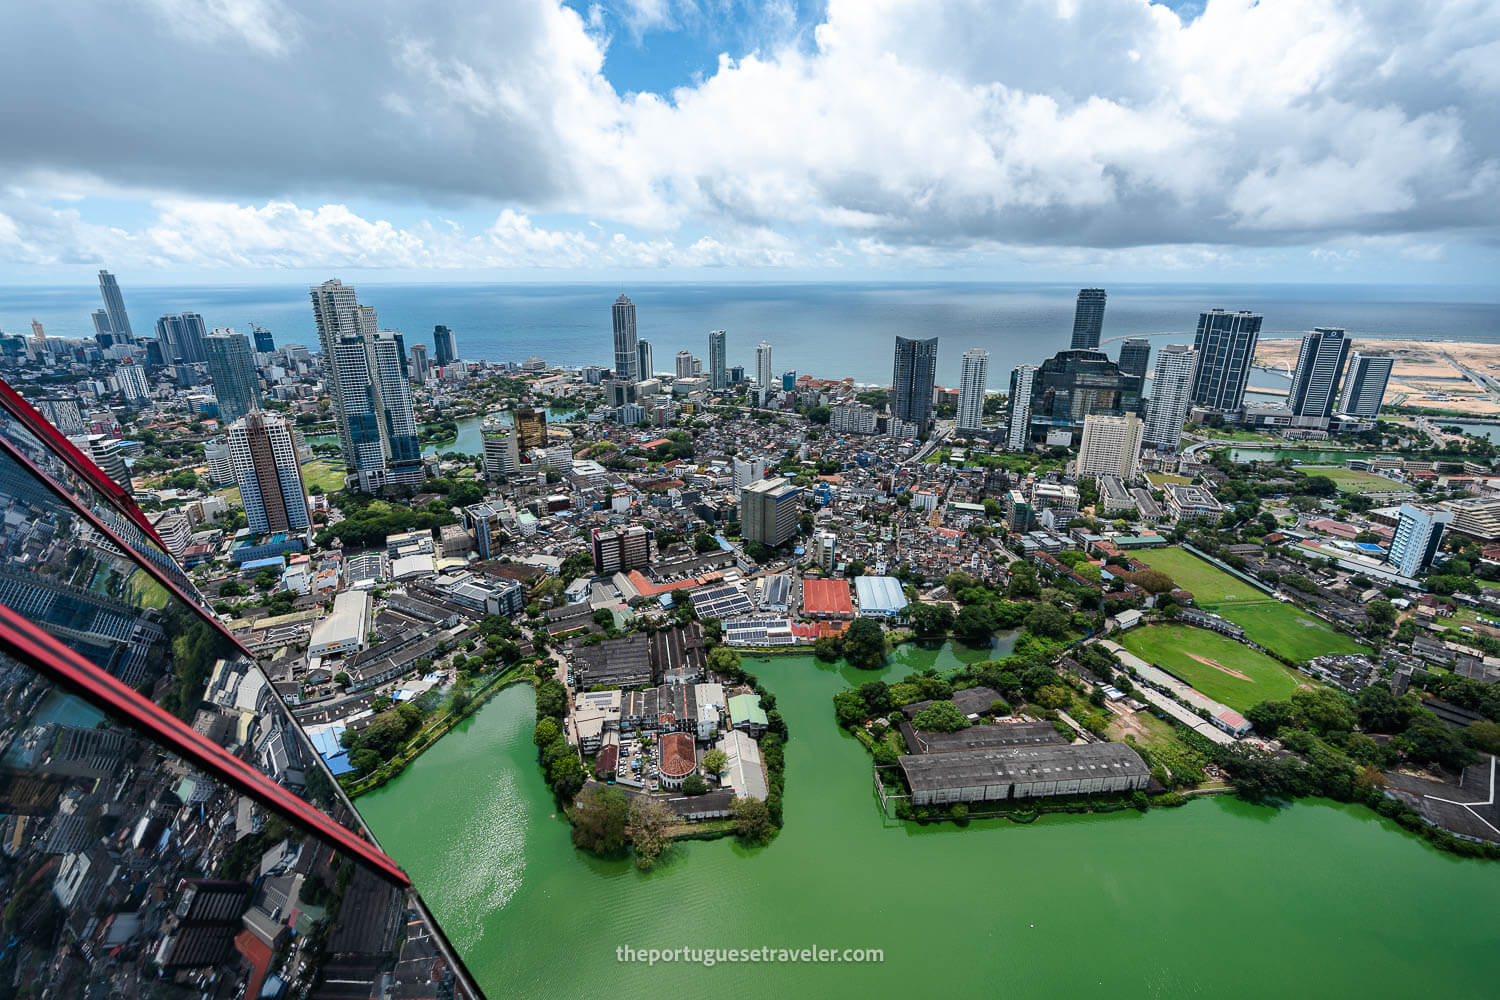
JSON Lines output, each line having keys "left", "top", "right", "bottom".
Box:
{"left": 482, "top": 417, "right": 520, "bottom": 480}
{"left": 854, "top": 575, "right": 908, "bottom": 618}
{"left": 898, "top": 742, "right": 1149, "bottom": 806}
{"left": 1442, "top": 497, "right": 1500, "bottom": 541}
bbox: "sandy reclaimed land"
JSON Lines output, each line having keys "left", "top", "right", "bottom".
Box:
{"left": 1255, "top": 337, "right": 1500, "bottom": 414}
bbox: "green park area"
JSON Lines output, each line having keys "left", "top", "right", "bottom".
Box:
{"left": 1144, "top": 472, "right": 1194, "bottom": 487}
{"left": 1136, "top": 547, "right": 1367, "bottom": 663}
{"left": 1119, "top": 624, "right": 1305, "bottom": 712}
{"left": 301, "top": 457, "right": 347, "bottom": 493}
{"left": 123, "top": 569, "right": 171, "bottom": 610}
{"left": 1293, "top": 465, "right": 1403, "bottom": 494}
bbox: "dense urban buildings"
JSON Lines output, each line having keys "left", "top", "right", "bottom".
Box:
{"left": 891, "top": 335, "right": 938, "bottom": 436}
{"left": 1069, "top": 288, "right": 1107, "bottom": 350}
{"left": 1142, "top": 344, "right": 1197, "bottom": 450}
{"left": 1190, "top": 309, "right": 1262, "bottom": 411}
{"left": 1339, "top": 351, "right": 1394, "bottom": 417}
{"left": 1289, "top": 327, "right": 1353, "bottom": 418}
{"left": 227, "top": 410, "right": 310, "bottom": 535}
{"left": 612, "top": 294, "right": 639, "bottom": 382}
{"left": 957, "top": 348, "right": 988, "bottom": 433}
{"left": 204, "top": 329, "right": 259, "bottom": 423}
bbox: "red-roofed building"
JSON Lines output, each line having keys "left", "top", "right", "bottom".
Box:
{"left": 234, "top": 929, "right": 274, "bottom": 1000}
{"left": 802, "top": 578, "right": 854, "bottom": 617}
{"left": 658, "top": 732, "right": 696, "bottom": 788}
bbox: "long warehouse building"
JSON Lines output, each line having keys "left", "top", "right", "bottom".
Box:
{"left": 898, "top": 742, "right": 1149, "bottom": 805}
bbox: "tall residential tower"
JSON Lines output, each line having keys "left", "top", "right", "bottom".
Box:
{"left": 1070, "top": 288, "right": 1107, "bottom": 350}
{"left": 892, "top": 336, "right": 939, "bottom": 435}
{"left": 957, "top": 348, "right": 989, "bottom": 433}
{"left": 1288, "top": 327, "right": 1352, "bottom": 419}
{"left": 1189, "top": 309, "right": 1262, "bottom": 411}
{"left": 612, "top": 294, "right": 639, "bottom": 382}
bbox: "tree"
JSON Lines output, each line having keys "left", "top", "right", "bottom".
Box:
{"left": 707, "top": 645, "right": 742, "bottom": 678}
{"left": 1244, "top": 700, "right": 1297, "bottom": 737}
{"left": 626, "top": 797, "right": 675, "bottom": 870}
{"left": 1124, "top": 569, "right": 1176, "bottom": 594}
{"left": 858, "top": 681, "right": 893, "bottom": 717}
{"left": 1465, "top": 720, "right": 1500, "bottom": 755}
{"left": 1401, "top": 712, "right": 1477, "bottom": 771}
{"left": 681, "top": 773, "right": 709, "bottom": 795}
{"left": 842, "top": 617, "right": 887, "bottom": 669}
{"left": 570, "top": 786, "right": 630, "bottom": 855}
{"left": 534, "top": 718, "right": 562, "bottom": 746}
{"left": 832, "top": 690, "right": 867, "bottom": 727}
{"left": 693, "top": 531, "right": 719, "bottom": 553}
{"left": 813, "top": 636, "right": 841, "bottom": 661}
{"left": 907, "top": 602, "right": 955, "bottom": 637}
{"left": 953, "top": 603, "right": 997, "bottom": 643}
{"left": 1023, "top": 604, "right": 1070, "bottom": 640}
{"left": 732, "top": 796, "right": 776, "bottom": 844}
{"left": 1365, "top": 600, "right": 1397, "bottom": 628}
{"left": 702, "top": 748, "right": 729, "bottom": 775}
{"left": 1290, "top": 687, "right": 1356, "bottom": 737}
{"left": 911, "top": 701, "right": 969, "bottom": 732}
{"left": 1356, "top": 684, "right": 1407, "bottom": 733}
{"left": 334, "top": 671, "right": 351, "bottom": 688}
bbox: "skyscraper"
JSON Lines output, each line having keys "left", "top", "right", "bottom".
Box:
{"left": 1143, "top": 344, "right": 1198, "bottom": 451}
{"left": 755, "top": 340, "right": 774, "bottom": 405}
{"left": 1387, "top": 504, "right": 1453, "bottom": 578}
{"left": 154, "top": 313, "right": 208, "bottom": 363}
{"left": 482, "top": 417, "right": 520, "bottom": 481}
{"left": 1006, "top": 364, "right": 1038, "bottom": 451}
{"left": 892, "top": 336, "right": 939, "bottom": 435}
{"left": 637, "top": 339, "right": 654, "bottom": 379}
{"left": 514, "top": 406, "right": 548, "bottom": 450}
{"left": 1189, "top": 309, "right": 1262, "bottom": 411}
{"left": 741, "top": 477, "right": 802, "bottom": 546}
{"left": 115, "top": 358, "right": 150, "bottom": 403}
{"left": 1118, "top": 338, "right": 1151, "bottom": 378}
{"left": 1026, "top": 349, "right": 1144, "bottom": 443}
{"left": 1070, "top": 288, "right": 1107, "bottom": 350}
{"left": 409, "top": 342, "right": 430, "bottom": 384}
{"left": 310, "top": 280, "right": 419, "bottom": 490}
{"left": 432, "top": 324, "right": 457, "bottom": 366}
{"left": 91, "top": 308, "right": 114, "bottom": 345}
{"left": 251, "top": 325, "right": 275, "bottom": 353}
{"left": 227, "top": 411, "right": 310, "bottom": 535}
{"left": 1289, "top": 327, "right": 1353, "bottom": 419}
{"left": 97, "top": 270, "right": 134, "bottom": 343}
{"left": 708, "top": 329, "right": 727, "bottom": 390}
{"left": 1077, "top": 413, "right": 1144, "bottom": 480}
{"left": 612, "top": 295, "right": 639, "bottom": 382}
{"left": 204, "top": 331, "right": 258, "bottom": 424}
{"left": 957, "top": 348, "right": 989, "bottom": 433}
{"left": 1338, "top": 352, "right": 1394, "bottom": 418}
{"left": 675, "top": 351, "right": 697, "bottom": 379}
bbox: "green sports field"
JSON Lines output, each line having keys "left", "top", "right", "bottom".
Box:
{"left": 1293, "top": 465, "right": 1404, "bottom": 494}
{"left": 1119, "top": 624, "right": 1304, "bottom": 711}
{"left": 1136, "top": 547, "right": 1367, "bottom": 663}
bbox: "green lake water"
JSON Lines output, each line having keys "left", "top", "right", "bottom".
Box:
{"left": 357, "top": 643, "right": 1500, "bottom": 999}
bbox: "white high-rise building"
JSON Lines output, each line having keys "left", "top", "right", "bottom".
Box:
{"left": 1143, "top": 344, "right": 1198, "bottom": 452}
{"left": 675, "top": 351, "right": 697, "bottom": 379}
{"left": 733, "top": 456, "right": 769, "bottom": 492}
{"left": 226, "top": 411, "right": 310, "bottom": 536}
{"left": 755, "top": 341, "right": 774, "bottom": 405}
{"left": 114, "top": 359, "right": 150, "bottom": 403}
{"left": 1006, "top": 364, "right": 1037, "bottom": 451}
{"left": 482, "top": 418, "right": 520, "bottom": 481}
{"left": 1387, "top": 504, "right": 1453, "bottom": 578}
{"left": 204, "top": 439, "right": 236, "bottom": 485}
{"left": 1077, "top": 414, "right": 1145, "bottom": 481}
{"left": 815, "top": 530, "right": 837, "bottom": 574}
{"left": 957, "top": 348, "right": 988, "bottom": 433}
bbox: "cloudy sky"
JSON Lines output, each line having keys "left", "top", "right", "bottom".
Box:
{"left": 1, "top": 0, "right": 1497, "bottom": 284}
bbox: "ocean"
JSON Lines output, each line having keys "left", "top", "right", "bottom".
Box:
{"left": 4, "top": 281, "right": 1497, "bottom": 388}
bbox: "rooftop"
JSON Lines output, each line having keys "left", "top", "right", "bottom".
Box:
{"left": 898, "top": 742, "right": 1148, "bottom": 792}
{"left": 802, "top": 577, "right": 854, "bottom": 615}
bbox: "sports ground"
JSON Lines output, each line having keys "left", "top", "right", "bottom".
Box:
{"left": 1119, "top": 623, "right": 1304, "bottom": 712}
{"left": 1135, "top": 546, "right": 1366, "bottom": 663}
